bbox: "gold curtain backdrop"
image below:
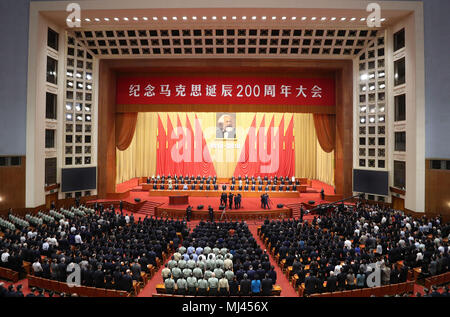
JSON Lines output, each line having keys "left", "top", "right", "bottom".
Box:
{"left": 116, "top": 112, "right": 334, "bottom": 186}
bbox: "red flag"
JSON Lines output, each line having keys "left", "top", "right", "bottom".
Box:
{"left": 156, "top": 114, "right": 166, "bottom": 176}
{"left": 194, "top": 114, "right": 217, "bottom": 177}
{"left": 234, "top": 115, "right": 257, "bottom": 177}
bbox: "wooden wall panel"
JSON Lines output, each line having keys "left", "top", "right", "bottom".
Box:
{"left": 0, "top": 157, "right": 26, "bottom": 210}
{"left": 425, "top": 159, "right": 450, "bottom": 219}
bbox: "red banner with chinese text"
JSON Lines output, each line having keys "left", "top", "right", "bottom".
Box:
{"left": 116, "top": 77, "right": 335, "bottom": 106}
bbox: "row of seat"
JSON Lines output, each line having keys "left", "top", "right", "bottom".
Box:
{"left": 308, "top": 281, "right": 415, "bottom": 297}
{"left": 0, "top": 267, "right": 20, "bottom": 283}
{"left": 155, "top": 284, "right": 282, "bottom": 296}
{"left": 424, "top": 271, "right": 450, "bottom": 289}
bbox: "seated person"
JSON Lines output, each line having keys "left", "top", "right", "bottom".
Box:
{"left": 265, "top": 185, "right": 269, "bottom": 191}
{"left": 271, "top": 185, "right": 276, "bottom": 191}
{"left": 193, "top": 179, "right": 198, "bottom": 184}
{"left": 238, "top": 185, "right": 243, "bottom": 191}
{"left": 187, "top": 179, "right": 191, "bottom": 184}
{"left": 167, "top": 174, "right": 172, "bottom": 179}
{"left": 197, "top": 174, "right": 201, "bottom": 180}
{"left": 274, "top": 175, "right": 278, "bottom": 181}
{"left": 222, "top": 184, "right": 227, "bottom": 191}
{"left": 259, "top": 179, "right": 263, "bottom": 185}
{"left": 231, "top": 179, "right": 236, "bottom": 185}
{"left": 278, "top": 185, "right": 284, "bottom": 191}
{"left": 214, "top": 184, "right": 219, "bottom": 190}
{"left": 190, "top": 184, "right": 196, "bottom": 190}
{"left": 174, "top": 178, "right": 179, "bottom": 184}
{"left": 296, "top": 179, "right": 300, "bottom": 185}
{"left": 244, "top": 185, "right": 249, "bottom": 191}
{"left": 264, "top": 175, "right": 268, "bottom": 181}
{"left": 206, "top": 184, "right": 211, "bottom": 190}
{"left": 267, "top": 179, "right": 272, "bottom": 185}
{"left": 202, "top": 176, "right": 206, "bottom": 181}
{"left": 244, "top": 175, "right": 248, "bottom": 180}
{"left": 156, "top": 174, "right": 161, "bottom": 180}
{"left": 238, "top": 175, "right": 242, "bottom": 180}
{"left": 286, "top": 185, "right": 291, "bottom": 191}
{"left": 183, "top": 184, "right": 188, "bottom": 190}
{"left": 161, "top": 176, "right": 166, "bottom": 182}
{"left": 281, "top": 179, "right": 285, "bottom": 185}
{"left": 291, "top": 175, "right": 296, "bottom": 184}
{"left": 181, "top": 179, "right": 185, "bottom": 184}
{"left": 258, "top": 185, "right": 263, "bottom": 191}
{"left": 199, "top": 184, "right": 204, "bottom": 190}
{"left": 292, "top": 185, "right": 297, "bottom": 191}
{"left": 201, "top": 179, "right": 206, "bottom": 184}
{"left": 245, "top": 179, "right": 250, "bottom": 185}
{"left": 212, "top": 179, "right": 216, "bottom": 185}
{"left": 251, "top": 185, "right": 256, "bottom": 191}
{"left": 168, "top": 180, "right": 173, "bottom": 190}
{"left": 190, "top": 175, "right": 195, "bottom": 180}
{"left": 206, "top": 179, "right": 211, "bottom": 184}
{"left": 185, "top": 174, "right": 189, "bottom": 181}
{"left": 230, "top": 185, "right": 235, "bottom": 191}
{"left": 147, "top": 177, "right": 151, "bottom": 184}
{"left": 174, "top": 184, "right": 179, "bottom": 190}
{"left": 160, "top": 184, "right": 165, "bottom": 190}
{"left": 252, "top": 179, "right": 256, "bottom": 185}
{"left": 153, "top": 184, "right": 157, "bottom": 190}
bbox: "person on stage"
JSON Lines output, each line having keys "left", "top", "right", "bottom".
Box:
{"left": 320, "top": 189, "right": 325, "bottom": 200}
{"left": 168, "top": 178, "right": 173, "bottom": 190}
{"left": 186, "top": 206, "right": 192, "bottom": 222}
{"left": 208, "top": 206, "right": 214, "bottom": 222}
{"left": 220, "top": 192, "right": 227, "bottom": 206}
{"left": 228, "top": 192, "right": 234, "bottom": 210}
{"left": 235, "top": 194, "right": 241, "bottom": 209}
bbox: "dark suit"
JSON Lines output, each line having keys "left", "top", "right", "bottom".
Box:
{"left": 239, "top": 279, "right": 251, "bottom": 296}
{"left": 261, "top": 278, "right": 273, "bottom": 296}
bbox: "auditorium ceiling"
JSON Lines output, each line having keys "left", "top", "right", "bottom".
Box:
{"left": 42, "top": 6, "right": 411, "bottom": 59}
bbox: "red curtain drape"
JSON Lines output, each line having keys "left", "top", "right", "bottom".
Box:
{"left": 313, "top": 114, "right": 336, "bottom": 153}
{"left": 115, "top": 112, "right": 138, "bottom": 151}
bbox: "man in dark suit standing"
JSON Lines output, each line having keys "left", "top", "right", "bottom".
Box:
{"left": 228, "top": 192, "right": 234, "bottom": 210}
{"left": 208, "top": 206, "right": 214, "bottom": 222}
{"left": 326, "top": 271, "right": 338, "bottom": 292}
{"left": 220, "top": 192, "right": 227, "bottom": 206}
{"left": 239, "top": 274, "right": 251, "bottom": 296}
{"left": 304, "top": 273, "right": 320, "bottom": 296}
{"left": 261, "top": 274, "right": 273, "bottom": 296}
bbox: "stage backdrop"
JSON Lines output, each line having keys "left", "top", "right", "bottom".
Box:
{"left": 116, "top": 112, "right": 334, "bottom": 186}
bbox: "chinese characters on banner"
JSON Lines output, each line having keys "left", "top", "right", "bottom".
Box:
{"left": 117, "top": 77, "right": 335, "bottom": 106}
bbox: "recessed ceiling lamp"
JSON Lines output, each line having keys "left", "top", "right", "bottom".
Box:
{"left": 341, "top": 17, "right": 346, "bottom": 21}
{"left": 262, "top": 16, "right": 267, "bottom": 20}
{"left": 114, "top": 17, "right": 119, "bottom": 21}
{"left": 281, "top": 16, "right": 287, "bottom": 20}
{"left": 153, "top": 17, "right": 158, "bottom": 21}
{"left": 94, "top": 18, "right": 100, "bottom": 22}
{"left": 202, "top": 16, "right": 207, "bottom": 20}
{"left": 380, "top": 18, "right": 386, "bottom": 22}
{"left": 222, "top": 16, "right": 227, "bottom": 20}
{"left": 252, "top": 16, "right": 257, "bottom": 20}
{"left": 242, "top": 16, "right": 247, "bottom": 20}
{"left": 331, "top": 17, "right": 336, "bottom": 21}
{"left": 301, "top": 17, "right": 307, "bottom": 21}
{"left": 123, "top": 17, "right": 129, "bottom": 21}
{"left": 104, "top": 18, "right": 109, "bottom": 21}
{"left": 311, "top": 17, "right": 317, "bottom": 21}
{"left": 162, "top": 16, "right": 167, "bottom": 20}
{"left": 85, "top": 18, "right": 91, "bottom": 22}
{"left": 133, "top": 17, "right": 138, "bottom": 21}
{"left": 321, "top": 17, "right": 326, "bottom": 21}
{"left": 232, "top": 16, "right": 237, "bottom": 20}
{"left": 212, "top": 16, "right": 217, "bottom": 20}
{"left": 143, "top": 17, "right": 148, "bottom": 21}
{"left": 360, "top": 18, "right": 366, "bottom": 21}
{"left": 192, "top": 16, "right": 197, "bottom": 20}
{"left": 182, "top": 16, "right": 187, "bottom": 20}
{"left": 172, "top": 17, "right": 177, "bottom": 20}
{"left": 350, "top": 17, "right": 356, "bottom": 21}
{"left": 272, "top": 16, "right": 277, "bottom": 20}
{"left": 291, "top": 17, "right": 297, "bottom": 20}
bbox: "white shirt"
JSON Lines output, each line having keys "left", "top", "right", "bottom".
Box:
{"left": 42, "top": 242, "right": 49, "bottom": 251}
{"left": 32, "top": 261, "right": 43, "bottom": 272}
{"left": 125, "top": 215, "right": 130, "bottom": 224}
{"left": 75, "top": 234, "right": 83, "bottom": 244}
{"left": 1, "top": 252, "right": 10, "bottom": 263}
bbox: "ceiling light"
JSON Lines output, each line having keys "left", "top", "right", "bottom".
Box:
{"left": 291, "top": 17, "right": 297, "bottom": 20}
{"left": 172, "top": 17, "right": 177, "bottom": 20}
{"left": 360, "top": 18, "right": 366, "bottom": 21}
{"left": 321, "top": 17, "right": 326, "bottom": 21}
{"left": 84, "top": 18, "right": 91, "bottom": 22}
{"left": 381, "top": 18, "right": 386, "bottom": 22}
{"left": 104, "top": 18, "right": 109, "bottom": 21}
{"left": 379, "top": 117, "right": 385, "bottom": 122}
{"left": 378, "top": 72, "right": 385, "bottom": 78}
{"left": 252, "top": 16, "right": 257, "bottom": 20}
{"left": 360, "top": 73, "right": 368, "bottom": 81}
{"left": 182, "top": 16, "right": 187, "bottom": 20}
{"left": 331, "top": 17, "right": 336, "bottom": 21}
{"left": 143, "top": 17, "right": 148, "bottom": 21}
{"left": 379, "top": 84, "right": 386, "bottom": 89}
{"left": 272, "top": 16, "right": 277, "bottom": 20}
{"left": 133, "top": 17, "right": 138, "bottom": 21}
{"left": 202, "top": 16, "right": 207, "bottom": 20}
{"left": 301, "top": 17, "right": 307, "bottom": 21}
{"left": 351, "top": 17, "right": 356, "bottom": 21}
{"left": 369, "top": 117, "right": 375, "bottom": 123}
{"left": 360, "top": 118, "right": 366, "bottom": 123}
{"left": 242, "top": 16, "right": 247, "bottom": 20}
{"left": 281, "top": 16, "right": 287, "bottom": 20}
{"left": 94, "top": 18, "right": 100, "bottom": 22}
{"left": 123, "top": 17, "right": 129, "bottom": 21}
{"left": 162, "top": 16, "right": 167, "bottom": 20}
{"left": 341, "top": 17, "right": 346, "bottom": 21}
{"left": 222, "top": 16, "right": 227, "bottom": 20}
{"left": 379, "top": 107, "right": 385, "bottom": 112}
{"left": 212, "top": 16, "right": 217, "bottom": 20}
{"left": 114, "top": 17, "right": 119, "bottom": 21}
{"left": 232, "top": 16, "right": 237, "bottom": 20}
{"left": 153, "top": 17, "right": 158, "bottom": 21}
{"left": 311, "top": 17, "right": 317, "bottom": 21}
{"left": 192, "top": 16, "right": 197, "bottom": 20}
{"left": 262, "top": 16, "right": 267, "bottom": 20}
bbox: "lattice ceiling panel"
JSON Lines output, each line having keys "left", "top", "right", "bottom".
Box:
{"left": 72, "top": 27, "right": 379, "bottom": 59}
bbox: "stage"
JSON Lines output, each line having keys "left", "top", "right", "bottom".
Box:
{"left": 87, "top": 178, "right": 346, "bottom": 220}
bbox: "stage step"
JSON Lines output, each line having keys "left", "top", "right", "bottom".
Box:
{"left": 286, "top": 203, "right": 302, "bottom": 219}
{"left": 137, "top": 201, "right": 162, "bottom": 216}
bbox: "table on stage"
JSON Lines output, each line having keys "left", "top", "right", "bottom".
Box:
{"left": 169, "top": 195, "right": 189, "bottom": 205}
